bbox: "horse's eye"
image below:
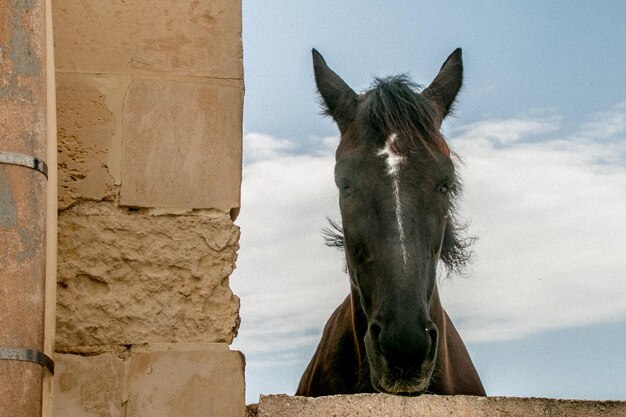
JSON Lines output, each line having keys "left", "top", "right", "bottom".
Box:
{"left": 439, "top": 184, "right": 450, "bottom": 194}
{"left": 342, "top": 185, "right": 353, "bottom": 195}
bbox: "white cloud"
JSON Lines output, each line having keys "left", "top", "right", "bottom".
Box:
{"left": 243, "top": 132, "right": 294, "bottom": 163}
{"left": 232, "top": 133, "right": 349, "bottom": 363}
{"left": 231, "top": 103, "right": 626, "bottom": 388}
{"left": 442, "top": 104, "right": 626, "bottom": 342}
{"left": 450, "top": 117, "right": 560, "bottom": 146}
{"left": 578, "top": 102, "right": 626, "bottom": 140}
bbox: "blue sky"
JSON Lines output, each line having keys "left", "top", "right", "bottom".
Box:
{"left": 232, "top": 0, "right": 626, "bottom": 403}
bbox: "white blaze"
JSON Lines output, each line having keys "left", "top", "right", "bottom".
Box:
{"left": 377, "top": 133, "right": 408, "bottom": 270}
{"left": 379, "top": 133, "right": 405, "bottom": 175}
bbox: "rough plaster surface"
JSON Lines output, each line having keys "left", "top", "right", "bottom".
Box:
{"left": 0, "top": 0, "right": 48, "bottom": 414}
{"left": 0, "top": 168, "right": 47, "bottom": 415}
{"left": 0, "top": 0, "right": 46, "bottom": 159}
{"left": 52, "top": 0, "right": 242, "bottom": 78}
{"left": 256, "top": 394, "right": 626, "bottom": 417}
{"left": 53, "top": 344, "right": 245, "bottom": 417}
{"left": 56, "top": 202, "right": 240, "bottom": 349}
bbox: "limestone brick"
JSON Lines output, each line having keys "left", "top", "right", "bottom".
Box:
{"left": 52, "top": 0, "right": 242, "bottom": 79}
{"left": 120, "top": 77, "right": 242, "bottom": 212}
{"left": 256, "top": 394, "right": 626, "bottom": 417}
{"left": 56, "top": 73, "right": 131, "bottom": 209}
{"left": 53, "top": 353, "right": 126, "bottom": 417}
{"left": 53, "top": 344, "right": 245, "bottom": 417}
{"left": 126, "top": 344, "right": 245, "bottom": 417}
{"left": 56, "top": 203, "right": 240, "bottom": 349}
{"left": 55, "top": 73, "right": 243, "bottom": 213}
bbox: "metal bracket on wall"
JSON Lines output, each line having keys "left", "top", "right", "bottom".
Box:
{"left": 0, "top": 347, "right": 55, "bottom": 374}
{"left": 0, "top": 151, "right": 48, "bottom": 178}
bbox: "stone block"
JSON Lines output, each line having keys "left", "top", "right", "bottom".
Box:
{"left": 53, "top": 353, "right": 126, "bottom": 417}
{"left": 56, "top": 73, "right": 131, "bottom": 209}
{"left": 52, "top": 0, "right": 242, "bottom": 79}
{"left": 126, "top": 344, "right": 245, "bottom": 417}
{"left": 120, "top": 78, "right": 242, "bottom": 212}
{"left": 53, "top": 344, "right": 245, "bottom": 417}
{"left": 56, "top": 203, "right": 240, "bottom": 349}
{"left": 256, "top": 394, "right": 626, "bottom": 417}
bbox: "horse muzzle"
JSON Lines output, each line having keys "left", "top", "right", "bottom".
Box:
{"left": 365, "top": 319, "right": 439, "bottom": 395}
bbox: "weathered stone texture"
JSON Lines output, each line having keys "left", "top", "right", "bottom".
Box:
{"left": 127, "top": 344, "right": 245, "bottom": 417}
{"left": 120, "top": 78, "right": 243, "bottom": 211}
{"left": 56, "top": 73, "right": 131, "bottom": 209}
{"left": 54, "top": 72, "right": 243, "bottom": 212}
{"left": 53, "top": 344, "right": 245, "bottom": 417}
{"left": 52, "top": 0, "right": 242, "bottom": 78}
{"left": 51, "top": 0, "right": 245, "bottom": 414}
{"left": 53, "top": 353, "right": 126, "bottom": 417}
{"left": 257, "top": 394, "right": 626, "bottom": 417}
{"left": 56, "top": 203, "right": 240, "bottom": 349}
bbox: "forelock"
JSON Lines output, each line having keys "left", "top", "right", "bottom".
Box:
{"left": 365, "top": 75, "right": 450, "bottom": 157}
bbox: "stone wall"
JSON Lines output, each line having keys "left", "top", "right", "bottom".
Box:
{"left": 51, "top": 0, "right": 244, "bottom": 415}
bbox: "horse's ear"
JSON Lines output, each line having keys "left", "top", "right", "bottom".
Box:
{"left": 423, "top": 48, "right": 463, "bottom": 119}
{"left": 312, "top": 49, "right": 358, "bottom": 134}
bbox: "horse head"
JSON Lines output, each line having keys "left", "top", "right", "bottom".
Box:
{"left": 312, "top": 48, "right": 466, "bottom": 395}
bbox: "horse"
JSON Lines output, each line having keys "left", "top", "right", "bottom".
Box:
{"left": 296, "top": 48, "right": 486, "bottom": 397}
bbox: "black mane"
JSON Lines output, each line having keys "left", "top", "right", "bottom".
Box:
{"left": 365, "top": 75, "right": 447, "bottom": 155}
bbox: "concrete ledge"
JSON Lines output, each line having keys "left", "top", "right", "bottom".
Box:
{"left": 256, "top": 394, "right": 626, "bottom": 417}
